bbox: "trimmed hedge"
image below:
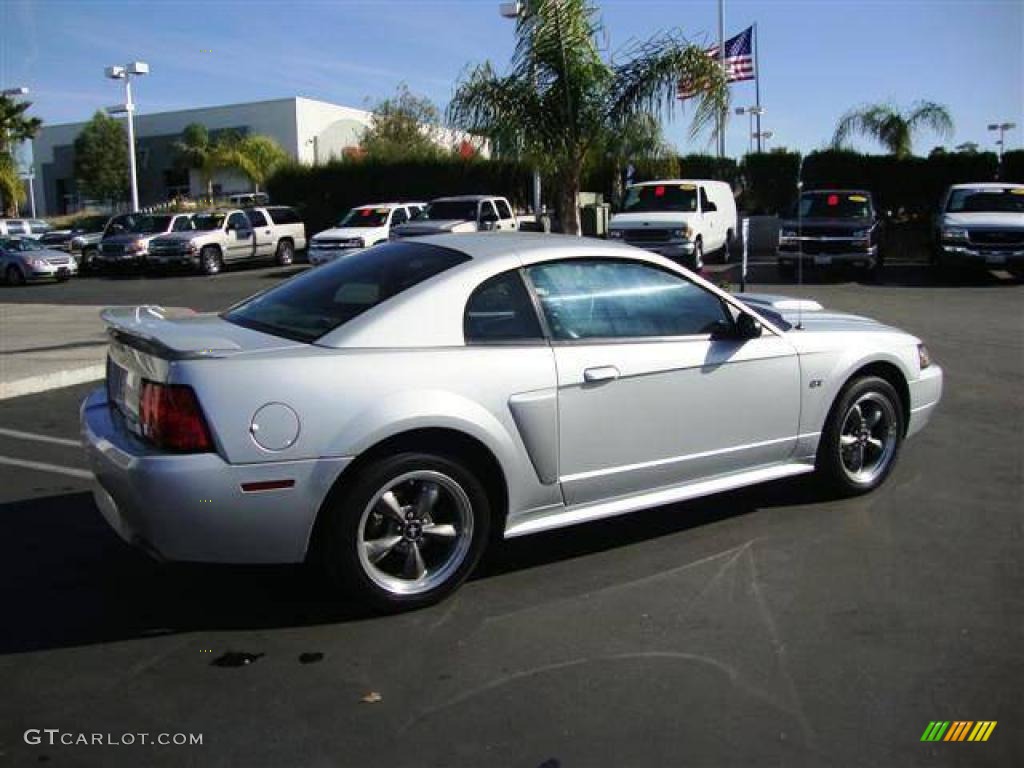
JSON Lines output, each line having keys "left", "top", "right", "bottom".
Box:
{"left": 740, "top": 152, "right": 801, "bottom": 214}
{"left": 1002, "top": 150, "right": 1024, "bottom": 182}
{"left": 267, "top": 158, "right": 533, "bottom": 235}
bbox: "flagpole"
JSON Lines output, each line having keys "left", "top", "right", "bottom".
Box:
{"left": 754, "top": 22, "right": 762, "bottom": 153}
{"left": 717, "top": 0, "right": 725, "bottom": 158}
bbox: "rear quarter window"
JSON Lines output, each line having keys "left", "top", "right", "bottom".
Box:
{"left": 223, "top": 241, "right": 470, "bottom": 343}
{"left": 265, "top": 207, "right": 301, "bottom": 225}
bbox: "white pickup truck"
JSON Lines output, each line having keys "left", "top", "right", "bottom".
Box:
{"left": 389, "top": 195, "right": 518, "bottom": 239}
{"left": 147, "top": 206, "right": 306, "bottom": 274}
{"left": 934, "top": 183, "right": 1024, "bottom": 276}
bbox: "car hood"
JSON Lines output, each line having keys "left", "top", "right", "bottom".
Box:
{"left": 739, "top": 293, "right": 899, "bottom": 335}
{"left": 10, "top": 247, "right": 73, "bottom": 263}
{"left": 313, "top": 227, "right": 382, "bottom": 241}
{"left": 941, "top": 212, "right": 1024, "bottom": 229}
{"left": 152, "top": 232, "right": 207, "bottom": 245}
{"left": 610, "top": 211, "right": 699, "bottom": 228}
{"left": 778, "top": 217, "right": 874, "bottom": 233}
{"left": 392, "top": 219, "right": 477, "bottom": 236}
{"left": 73, "top": 232, "right": 104, "bottom": 243}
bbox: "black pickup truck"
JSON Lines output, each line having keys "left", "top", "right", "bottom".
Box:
{"left": 777, "top": 189, "right": 882, "bottom": 275}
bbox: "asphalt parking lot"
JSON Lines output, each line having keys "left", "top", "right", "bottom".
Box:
{"left": 0, "top": 262, "right": 1021, "bottom": 767}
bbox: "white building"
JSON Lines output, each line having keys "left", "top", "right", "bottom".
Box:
{"left": 31, "top": 97, "right": 374, "bottom": 215}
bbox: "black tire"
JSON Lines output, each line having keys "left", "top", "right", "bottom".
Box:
{"left": 275, "top": 239, "right": 294, "bottom": 266}
{"left": 723, "top": 229, "right": 734, "bottom": 262}
{"left": 319, "top": 451, "right": 492, "bottom": 612}
{"left": 199, "top": 246, "right": 222, "bottom": 275}
{"left": 5, "top": 264, "right": 26, "bottom": 286}
{"left": 693, "top": 238, "right": 704, "bottom": 270}
{"left": 816, "top": 375, "right": 905, "bottom": 497}
{"left": 82, "top": 247, "right": 98, "bottom": 271}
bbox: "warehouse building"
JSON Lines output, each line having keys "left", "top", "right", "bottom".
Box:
{"left": 30, "top": 97, "right": 374, "bottom": 216}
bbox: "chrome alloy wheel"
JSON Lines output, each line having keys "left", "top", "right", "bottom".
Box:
{"left": 356, "top": 470, "right": 473, "bottom": 595}
{"left": 839, "top": 392, "right": 898, "bottom": 484}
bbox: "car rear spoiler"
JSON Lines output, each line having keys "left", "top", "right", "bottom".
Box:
{"left": 100, "top": 305, "right": 243, "bottom": 360}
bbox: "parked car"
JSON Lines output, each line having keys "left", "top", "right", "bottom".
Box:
{"left": 82, "top": 233, "right": 942, "bottom": 611}
{"left": 67, "top": 215, "right": 113, "bottom": 266}
{"left": 933, "top": 183, "right": 1024, "bottom": 275}
{"left": 229, "top": 192, "right": 270, "bottom": 207}
{"left": 390, "top": 195, "right": 517, "bottom": 239}
{"left": 309, "top": 202, "right": 426, "bottom": 266}
{"left": 147, "top": 206, "right": 305, "bottom": 274}
{"left": 608, "top": 180, "right": 738, "bottom": 270}
{"left": 0, "top": 218, "right": 52, "bottom": 239}
{"left": 96, "top": 212, "right": 195, "bottom": 271}
{"left": 777, "top": 190, "right": 882, "bottom": 276}
{"left": 1, "top": 236, "right": 78, "bottom": 284}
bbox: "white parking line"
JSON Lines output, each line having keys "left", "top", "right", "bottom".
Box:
{"left": 0, "top": 455, "right": 93, "bottom": 480}
{"left": 0, "top": 427, "right": 80, "bottom": 448}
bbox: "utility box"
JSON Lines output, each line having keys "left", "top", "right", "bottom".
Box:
{"left": 580, "top": 202, "right": 610, "bottom": 237}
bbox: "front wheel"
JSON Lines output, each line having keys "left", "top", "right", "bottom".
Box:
{"left": 275, "top": 239, "right": 294, "bottom": 266}
{"left": 692, "top": 238, "right": 704, "bottom": 271}
{"left": 5, "top": 264, "right": 26, "bottom": 286}
{"left": 319, "top": 452, "right": 492, "bottom": 612}
{"left": 199, "top": 246, "right": 222, "bottom": 275}
{"left": 817, "top": 376, "right": 904, "bottom": 496}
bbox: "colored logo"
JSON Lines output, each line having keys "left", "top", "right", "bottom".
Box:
{"left": 921, "top": 721, "right": 997, "bottom": 742}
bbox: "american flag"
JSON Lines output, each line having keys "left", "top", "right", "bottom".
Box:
{"left": 678, "top": 26, "right": 755, "bottom": 100}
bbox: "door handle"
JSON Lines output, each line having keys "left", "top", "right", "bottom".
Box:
{"left": 583, "top": 365, "right": 620, "bottom": 383}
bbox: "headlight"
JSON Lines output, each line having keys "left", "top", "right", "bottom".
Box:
{"left": 941, "top": 227, "right": 968, "bottom": 242}
{"left": 669, "top": 227, "right": 693, "bottom": 240}
{"left": 918, "top": 343, "right": 932, "bottom": 369}
{"left": 29, "top": 258, "right": 49, "bottom": 269}
{"left": 125, "top": 240, "right": 144, "bottom": 253}
{"left": 184, "top": 241, "right": 198, "bottom": 254}
{"left": 607, "top": 230, "right": 624, "bottom": 239}
{"left": 851, "top": 229, "right": 870, "bottom": 238}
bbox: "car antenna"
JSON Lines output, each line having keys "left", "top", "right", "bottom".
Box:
{"left": 795, "top": 155, "right": 805, "bottom": 330}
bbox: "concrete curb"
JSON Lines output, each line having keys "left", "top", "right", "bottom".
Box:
{"left": 0, "top": 364, "right": 106, "bottom": 401}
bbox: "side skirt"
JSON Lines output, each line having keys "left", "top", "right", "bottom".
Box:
{"left": 504, "top": 462, "right": 816, "bottom": 538}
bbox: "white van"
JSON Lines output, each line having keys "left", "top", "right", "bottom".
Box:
{"left": 608, "top": 179, "right": 738, "bottom": 270}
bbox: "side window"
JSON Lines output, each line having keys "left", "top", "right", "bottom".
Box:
{"left": 526, "top": 259, "right": 731, "bottom": 340}
{"left": 464, "top": 270, "right": 543, "bottom": 343}
{"left": 227, "top": 212, "right": 249, "bottom": 231}
{"left": 172, "top": 216, "right": 193, "bottom": 232}
{"left": 266, "top": 207, "right": 299, "bottom": 225}
{"left": 495, "top": 199, "right": 513, "bottom": 220}
{"left": 390, "top": 208, "right": 409, "bottom": 226}
{"left": 246, "top": 209, "right": 268, "bottom": 227}
{"left": 478, "top": 201, "right": 498, "bottom": 222}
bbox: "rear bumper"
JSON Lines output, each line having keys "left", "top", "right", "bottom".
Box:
{"left": 907, "top": 364, "right": 943, "bottom": 438}
{"left": 80, "top": 388, "right": 351, "bottom": 564}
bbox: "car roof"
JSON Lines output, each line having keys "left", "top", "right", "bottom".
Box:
{"left": 949, "top": 182, "right": 1023, "bottom": 190}
{"left": 431, "top": 195, "right": 502, "bottom": 203}
{"left": 354, "top": 202, "right": 426, "bottom": 209}
{"left": 629, "top": 179, "right": 729, "bottom": 187}
{"left": 400, "top": 232, "right": 642, "bottom": 265}
{"left": 803, "top": 188, "right": 872, "bottom": 194}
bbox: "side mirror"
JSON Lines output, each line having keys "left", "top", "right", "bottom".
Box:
{"left": 704, "top": 202, "right": 717, "bottom": 213}
{"left": 736, "top": 312, "right": 763, "bottom": 339}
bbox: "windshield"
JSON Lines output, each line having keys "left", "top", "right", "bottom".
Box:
{"left": 192, "top": 213, "right": 227, "bottom": 231}
{"left": 223, "top": 241, "right": 470, "bottom": 343}
{"left": 339, "top": 208, "right": 391, "bottom": 227}
{"left": 798, "top": 192, "right": 872, "bottom": 219}
{"left": 416, "top": 201, "right": 478, "bottom": 221}
{"left": 622, "top": 184, "right": 698, "bottom": 213}
{"left": 1, "top": 238, "right": 44, "bottom": 252}
{"left": 105, "top": 214, "right": 173, "bottom": 236}
{"left": 73, "top": 215, "right": 109, "bottom": 233}
{"left": 946, "top": 188, "right": 1024, "bottom": 214}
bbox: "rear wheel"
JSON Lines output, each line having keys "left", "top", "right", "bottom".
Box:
{"left": 693, "top": 238, "right": 704, "bottom": 270}
{"left": 5, "top": 264, "right": 26, "bottom": 286}
{"left": 817, "top": 376, "right": 904, "bottom": 496}
{"left": 275, "top": 239, "right": 294, "bottom": 266}
{"left": 199, "top": 246, "right": 222, "bottom": 275}
{"left": 723, "top": 229, "right": 734, "bottom": 262}
{"left": 319, "top": 452, "right": 491, "bottom": 612}
{"left": 82, "top": 246, "right": 98, "bottom": 271}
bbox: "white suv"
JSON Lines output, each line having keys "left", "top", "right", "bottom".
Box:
{"left": 309, "top": 202, "right": 425, "bottom": 266}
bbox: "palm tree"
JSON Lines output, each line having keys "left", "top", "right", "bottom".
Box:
{"left": 0, "top": 94, "right": 43, "bottom": 216}
{"left": 229, "top": 135, "right": 290, "bottom": 194}
{"left": 172, "top": 123, "right": 220, "bottom": 202}
{"left": 448, "top": 0, "right": 726, "bottom": 234}
{"left": 832, "top": 101, "right": 954, "bottom": 158}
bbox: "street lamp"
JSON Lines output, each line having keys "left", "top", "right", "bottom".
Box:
{"left": 752, "top": 130, "right": 774, "bottom": 151}
{"left": 499, "top": 1, "right": 543, "bottom": 221}
{"left": 1, "top": 86, "right": 29, "bottom": 97}
{"left": 987, "top": 122, "right": 1016, "bottom": 162}
{"left": 735, "top": 106, "right": 766, "bottom": 153}
{"left": 104, "top": 61, "right": 149, "bottom": 212}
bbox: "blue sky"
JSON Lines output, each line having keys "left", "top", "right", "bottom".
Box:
{"left": 1, "top": 0, "right": 1021, "bottom": 160}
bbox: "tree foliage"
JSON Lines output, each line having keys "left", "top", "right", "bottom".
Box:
{"left": 73, "top": 111, "right": 129, "bottom": 204}
{"left": 361, "top": 84, "right": 447, "bottom": 160}
{"left": 448, "top": 0, "right": 726, "bottom": 234}
{"left": 229, "top": 135, "right": 290, "bottom": 193}
{"left": 832, "top": 101, "right": 954, "bottom": 158}
{"left": 0, "top": 94, "right": 43, "bottom": 216}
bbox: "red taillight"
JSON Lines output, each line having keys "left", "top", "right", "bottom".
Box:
{"left": 139, "top": 381, "right": 213, "bottom": 453}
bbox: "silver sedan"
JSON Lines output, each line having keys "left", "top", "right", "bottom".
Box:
{"left": 1, "top": 236, "right": 78, "bottom": 284}
{"left": 82, "top": 234, "right": 942, "bottom": 610}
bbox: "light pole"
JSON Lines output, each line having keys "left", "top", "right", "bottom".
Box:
{"left": 20, "top": 172, "right": 36, "bottom": 218}
{"left": 752, "top": 130, "right": 774, "bottom": 151}
{"left": 735, "top": 106, "right": 765, "bottom": 154}
{"left": 500, "top": 0, "right": 543, "bottom": 220}
{"left": 987, "top": 122, "right": 1016, "bottom": 162}
{"left": 104, "top": 62, "right": 149, "bottom": 212}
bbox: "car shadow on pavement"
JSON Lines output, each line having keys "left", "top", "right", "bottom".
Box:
{"left": 0, "top": 478, "right": 831, "bottom": 655}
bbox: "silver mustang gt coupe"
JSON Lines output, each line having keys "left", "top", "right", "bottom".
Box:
{"left": 82, "top": 234, "right": 942, "bottom": 610}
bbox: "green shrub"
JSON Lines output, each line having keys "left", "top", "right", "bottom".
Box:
{"left": 1001, "top": 150, "right": 1024, "bottom": 183}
